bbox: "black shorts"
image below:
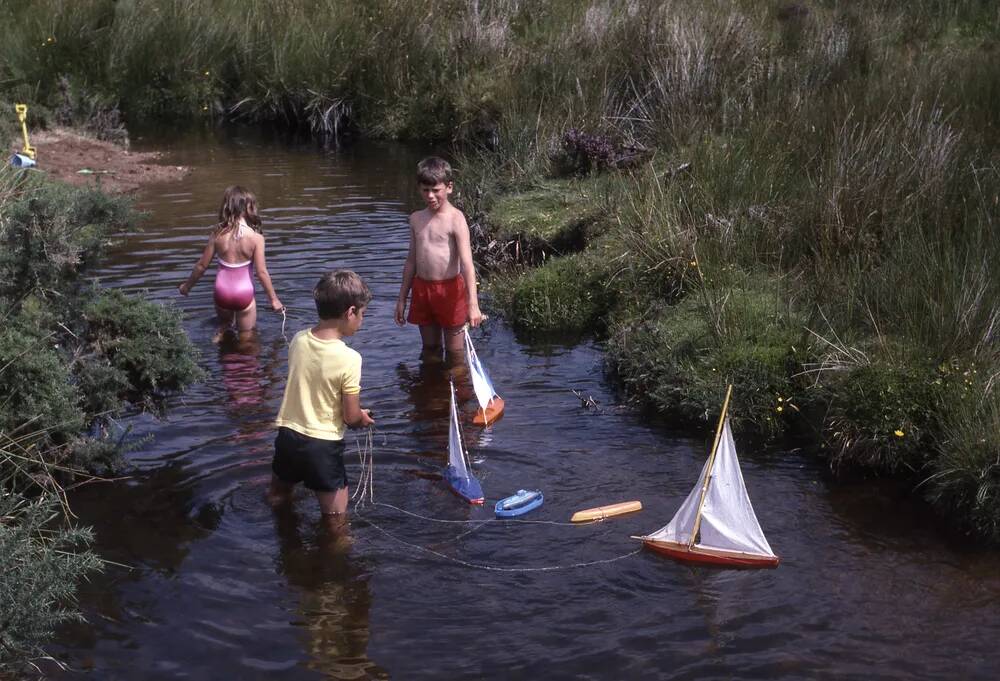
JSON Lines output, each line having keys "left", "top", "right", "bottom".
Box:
{"left": 272, "top": 427, "right": 348, "bottom": 492}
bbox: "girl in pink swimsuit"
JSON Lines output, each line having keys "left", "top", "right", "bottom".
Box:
{"left": 179, "top": 186, "right": 284, "bottom": 340}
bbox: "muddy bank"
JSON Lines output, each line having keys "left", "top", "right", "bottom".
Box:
{"left": 8, "top": 127, "right": 188, "bottom": 193}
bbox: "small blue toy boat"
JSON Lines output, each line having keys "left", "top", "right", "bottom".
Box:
{"left": 495, "top": 489, "right": 544, "bottom": 518}
{"left": 444, "top": 379, "right": 485, "bottom": 505}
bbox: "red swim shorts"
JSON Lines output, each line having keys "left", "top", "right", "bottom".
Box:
{"left": 407, "top": 274, "right": 468, "bottom": 328}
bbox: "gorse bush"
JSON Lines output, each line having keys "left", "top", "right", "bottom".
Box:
{"left": 0, "top": 491, "right": 102, "bottom": 671}
{"left": 0, "top": 169, "right": 203, "bottom": 471}
{"left": 0, "top": 175, "right": 132, "bottom": 309}
{"left": 0, "top": 166, "right": 201, "bottom": 671}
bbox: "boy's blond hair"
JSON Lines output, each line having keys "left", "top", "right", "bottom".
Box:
{"left": 416, "top": 157, "right": 453, "bottom": 186}
{"left": 314, "top": 270, "right": 372, "bottom": 319}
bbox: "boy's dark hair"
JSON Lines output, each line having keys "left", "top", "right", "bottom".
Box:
{"left": 314, "top": 270, "right": 372, "bottom": 320}
{"left": 416, "top": 156, "right": 453, "bottom": 186}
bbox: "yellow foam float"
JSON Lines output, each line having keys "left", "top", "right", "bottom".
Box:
{"left": 570, "top": 500, "right": 642, "bottom": 523}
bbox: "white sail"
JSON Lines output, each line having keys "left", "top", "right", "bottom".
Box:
{"left": 646, "top": 418, "right": 775, "bottom": 558}
{"left": 648, "top": 457, "right": 712, "bottom": 545}
{"left": 464, "top": 328, "right": 498, "bottom": 412}
{"left": 448, "top": 380, "right": 472, "bottom": 480}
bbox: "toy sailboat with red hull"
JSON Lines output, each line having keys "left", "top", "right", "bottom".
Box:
{"left": 464, "top": 328, "right": 505, "bottom": 426}
{"left": 443, "top": 379, "right": 484, "bottom": 504}
{"left": 636, "top": 385, "right": 779, "bottom": 568}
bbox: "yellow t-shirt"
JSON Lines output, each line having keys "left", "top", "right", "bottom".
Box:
{"left": 275, "top": 329, "right": 362, "bottom": 441}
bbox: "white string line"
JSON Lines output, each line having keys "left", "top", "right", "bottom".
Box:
{"left": 351, "top": 427, "right": 375, "bottom": 506}
{"left": 368, "top": 501, "right": 599, "bottom": 527}
{"left": 361, "top": 517, "right": 642, "bottom": 573}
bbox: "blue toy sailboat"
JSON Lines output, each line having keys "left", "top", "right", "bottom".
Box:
{"left": 443, "top": 378, "right": 484, "bottom": 504}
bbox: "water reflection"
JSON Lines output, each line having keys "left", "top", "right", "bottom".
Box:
{"left": 217, "top": 331, "right": 283, "bottom": 445}
{"left": 272, "top": 507, "right": 386, "bottom": 680}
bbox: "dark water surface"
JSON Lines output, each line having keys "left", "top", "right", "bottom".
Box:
{"left": 50, "top": 129, "right": 1000, "bottom": 680}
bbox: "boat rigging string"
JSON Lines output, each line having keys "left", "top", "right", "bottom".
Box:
{"left": 349, "top": 428, "right": 642, "bottom": 573}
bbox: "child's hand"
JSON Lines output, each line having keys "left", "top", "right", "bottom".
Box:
{"left": 270, "top": 297, "right": 285, "bottom": 312}
{"left": 468, "top": 305, "right": 484, "bottom": 328}
{"left": 394, "top": 299, "right": 406, "bottom": 326}
{"left": 360, "top": 409, "right": 375, "bottom": 427}
{"left": 178, "top": 283, "right": 190, "bottom": 296}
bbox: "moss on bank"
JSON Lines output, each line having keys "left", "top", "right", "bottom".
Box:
{"left": 486, "top": 179, "right": 606, "bottom": 263}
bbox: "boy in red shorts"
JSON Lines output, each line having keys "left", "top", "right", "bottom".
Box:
{"left": 394, "top": 156, "right": 483, "bottom": 354}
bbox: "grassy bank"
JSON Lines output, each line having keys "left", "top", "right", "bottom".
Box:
{"left": 2, "top": 1, "right": 998, "bottom": 538}
{"left": 0, "top": 166, "right": 202, "bottom": 672}
{"left": 452, "top": 3, "right": 1000, "bottom": 540}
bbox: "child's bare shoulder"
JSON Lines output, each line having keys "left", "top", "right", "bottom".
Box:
{"left": 447, "top": 204, "right": 468, "bottom": 228}
{"left": 409, "top": 207, "right": 431, "bottom": 227}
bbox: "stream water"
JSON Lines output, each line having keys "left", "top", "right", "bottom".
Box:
{"left": 49, "top": 128, "right": 1000, "bottom": 680}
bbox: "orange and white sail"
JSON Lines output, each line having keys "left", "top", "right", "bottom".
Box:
{"left": 464, "top": 328, "right": 504, "bottom": 425}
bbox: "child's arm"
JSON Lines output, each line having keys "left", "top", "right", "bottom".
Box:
{"left": 252, "top": 234, "right": 284, "bottom": 311}
{"left": 342, "top": 393, "right": 375, "bottom": 427}
{"left": 394, "top": 220, "right": 417, "bottom": 326}
{"left": 178, "top": 237, "right": 216, "bottom": 295}
{"left": 454, "top": 212, "right": 483, "bottom": 327}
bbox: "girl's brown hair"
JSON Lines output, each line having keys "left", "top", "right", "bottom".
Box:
{"left": 214, "top": 185, "right": 262, "bottom": 236}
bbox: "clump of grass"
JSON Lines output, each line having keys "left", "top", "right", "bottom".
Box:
{"left": 489, "top": 249, "right": 614, "bottom": 336}
{"left": 608, "top": 271, "right": 808, "bottom": 434}
{"left": 924, "top": 388, "right": 1000, "bottom": 539}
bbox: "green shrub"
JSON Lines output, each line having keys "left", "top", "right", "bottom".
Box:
{"left": 0, "top": 491, "right": 102, "bottom": 673}
{"left": 0, "top": 322, "right": 83, "bottom": 447}
{"left": 0, "top": 173, "right": 135, "bottom": 309}
{"left": 492, "top": 249, "right": 616, "bottom": 336}
{"left": 81, "top": 288, "right": 203, "bottom": 407}
{"left": 819, "top": 356, "right": 942, "bottom": 473}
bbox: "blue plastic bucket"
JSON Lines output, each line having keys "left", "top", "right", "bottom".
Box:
{"left": 10, "top": 153, "right": 36, "bottom": 168}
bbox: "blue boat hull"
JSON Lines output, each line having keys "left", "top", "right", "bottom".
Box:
{"left": 444, "top": 465, "right": 484, "bottom": 505}
{"left": 495, "top": 490, "right": 544, "bottom": 518}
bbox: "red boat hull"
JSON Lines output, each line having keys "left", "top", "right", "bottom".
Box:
{"left": 471, "top": 397, "right": 505, "bottom": 426}
{"left": 643, "top": 539, "right": 779, "bottom": 569}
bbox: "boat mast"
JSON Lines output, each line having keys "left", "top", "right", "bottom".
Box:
{"left": 688, "top": 383, "right": 733, "bottom": 548}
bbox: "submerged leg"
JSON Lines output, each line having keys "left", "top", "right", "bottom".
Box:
{"left": 267, "top": 474, "right": 295, "bottom": 507}
{"left": 315, "top": 487, "right": 349, "bottom": 516}
{"left": 234, "top": 298, "right": 258, "bottom": 333}
{"left": 419, "top": 323, "right": 443, "bottom": 352}
{"left": 443, "top": 324, "right": 465, "bottom": 355}
{"left": 214, "top": 305, "right": 235, "bottom": 343}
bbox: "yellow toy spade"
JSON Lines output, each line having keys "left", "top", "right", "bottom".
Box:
{"left": 11, "top": 103, "right": 37, "bottom": 167}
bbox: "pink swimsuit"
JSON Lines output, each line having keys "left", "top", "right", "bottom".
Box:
{"left": 214, "top": 259, "right": 255, "bottom": 311}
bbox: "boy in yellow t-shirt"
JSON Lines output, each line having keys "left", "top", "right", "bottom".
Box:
{"left": 268, "top": 270, "right": 375, "bottom": 518}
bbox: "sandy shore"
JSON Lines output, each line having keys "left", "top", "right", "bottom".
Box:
{"left": 9, "top": 127, "right": 188, "bottom": 193}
